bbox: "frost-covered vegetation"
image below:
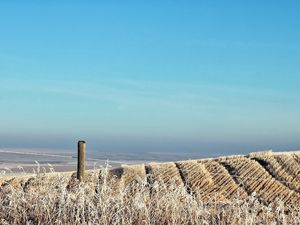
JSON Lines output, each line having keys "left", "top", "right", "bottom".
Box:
{"left": 1, "top": 152, "right": 300, "bottom": 224}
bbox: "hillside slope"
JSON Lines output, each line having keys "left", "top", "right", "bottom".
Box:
{"left": 2, "top": 150, "right": 300, "bottom": 224}
{"left": 2, "top": 150, "right": 300, "bottom": 205}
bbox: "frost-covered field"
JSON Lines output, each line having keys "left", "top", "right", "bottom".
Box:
{"left": 1, "top": 151, "right": 300, "bottom": 224}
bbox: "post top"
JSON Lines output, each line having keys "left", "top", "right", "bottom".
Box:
{"left": 78, "top": 140, "right": 86, "bottom": 144}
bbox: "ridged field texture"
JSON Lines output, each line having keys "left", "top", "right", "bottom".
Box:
{"left": 3, "top": 151, "right": 300, "bottom": 204}
{"left": 1, "top": 151, "right": 300, "bottom": 224}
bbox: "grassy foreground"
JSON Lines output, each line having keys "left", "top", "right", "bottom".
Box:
{"left": 1, "top": 151, "right": 300, "bottom": 224}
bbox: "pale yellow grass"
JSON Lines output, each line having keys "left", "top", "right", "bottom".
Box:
{"left": 1, "top": 151, "right": 300, "bottom": 224}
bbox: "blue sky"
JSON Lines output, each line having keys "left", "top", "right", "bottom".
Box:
{"left": 1, "top": 1, "right": 300, "bottom": 154}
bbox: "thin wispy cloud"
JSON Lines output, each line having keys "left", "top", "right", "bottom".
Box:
{"left": 1, "top": 77, "right": 298, "bottom": 112}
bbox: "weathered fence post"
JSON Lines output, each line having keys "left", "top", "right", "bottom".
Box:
{"left": 77, "top": 140, "right": 86, "bottom": 182}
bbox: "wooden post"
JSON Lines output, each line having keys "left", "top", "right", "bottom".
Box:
{"left": 77, "top": 140, "right": 86, "bottom": 182}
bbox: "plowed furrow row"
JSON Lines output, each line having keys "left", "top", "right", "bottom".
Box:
{"left": 176, "top": 161, "right": 214, "bottom": 200}
{"left": 251, "top": 155, "right": 300, "bottom": 193}
{"left": 102, "top": 165, "right": 146, "bottom": 193}
{"left": 278, "top": 155, "right": 300, "bottom": 176}
{"left": 219, "top": 157, "right": 300, "bottom": 204}
{"left": 293, "top": 154, "right": 300, "bottom": 164}
{"left": 149, "top": 162, "right": 184, "bottom": 188}
{"left": 121, "top": 164, "right": 146, "bottom": 187}
{"left": 203, "top": 161, "right": 248, "bottom": 200}
{"left": 121, "top": 164, "right": 148, "bottom": 198}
